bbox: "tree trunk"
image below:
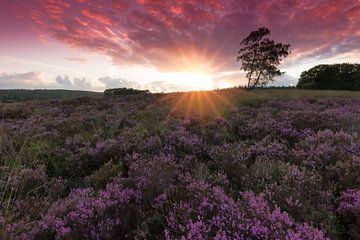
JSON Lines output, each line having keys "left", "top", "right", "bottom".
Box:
{"left": 247, "top": 71, "right": 263, "bottom": 90}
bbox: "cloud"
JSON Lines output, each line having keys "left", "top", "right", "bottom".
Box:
{"left": 142, "top": 81, "right": 187, "bottom": 93}
{"left": 81, "top": 9, "right": 111, "bottom": 25}
{"left": 0, "top": 72, "right": 45, "bottom": 88}
{"left": 98, "top": 76, "right": 141, "bottom": 89}
{"left": 14, "top": 0, "right": 360, "bottom": 73}
{"left": 56, "top": 75, "right": 92, "bottom": 89}
{"left": 73, "top": 77, "right": 91, "bottom": 88}
{"left": 64, "top": 57, "right": 87, "bottom": 63}
{"left": 55, "top": 75, "right": 73, "bottom": 87}
{"left": 269, "top": 74, "right": 298, "bottom": 87}
{"left": 98, "top": 76, "right": 190, "bottom": 93}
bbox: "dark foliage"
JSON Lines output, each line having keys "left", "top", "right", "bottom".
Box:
{"left": 297, "top": 63, "right": 360, "bottom": 90}
{"left": 104, "top": 88, "right": 150, "bottom": 96}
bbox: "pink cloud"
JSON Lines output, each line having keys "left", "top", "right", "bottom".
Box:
{"left": 13, "top": 0, "right": 360, "bottom": 72}
{"left": 81, "top": 9, "right": 111, "bottom": 25}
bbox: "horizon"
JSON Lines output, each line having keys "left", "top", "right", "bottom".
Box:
{"left": 1, "top": 0, "right": 360, "bottom": 92}
{"left": 0, "top": 85, "right": 300, "bottom": 94}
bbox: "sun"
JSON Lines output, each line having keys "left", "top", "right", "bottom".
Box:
{"left": 178, "top": 72, "right": 213, "bottom": 91}
{"left": 164, "top": 70, "right": 214, "bottom": 91}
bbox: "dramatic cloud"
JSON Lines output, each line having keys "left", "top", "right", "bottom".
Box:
{"left": 15, "top": 0, "right": 360, "bottom": 73}
{"left": 56, "top": 75, "right": 92, "bottom": 89}
{"left": 0, "top": 72, "right": 45, "bottom": 88}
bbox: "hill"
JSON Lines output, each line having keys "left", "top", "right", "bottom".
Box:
{"left": 1, "top": 88, "right": 360, "bottom": 239}
{"left": 0, "top": 89, "right": 102, "bottom": 103}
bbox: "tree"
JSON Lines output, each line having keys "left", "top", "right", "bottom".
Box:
{"left": 297, "top": 63, "right": 360, "bottom": 90}
{"left": 237, "top": 27, "right": 291, "bottom": 89}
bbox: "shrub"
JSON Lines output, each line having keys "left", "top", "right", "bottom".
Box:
{"left": 104, "top": 88, "right": 150, "bottom": 96}
{"left": 156, "top": 178, "right": 328, "bottom": 239}
{"left": 29, "top": 182, "right": 141, "bottom": 240}
{"left": 337, "top": 189, "right": 360, "bottom": 239}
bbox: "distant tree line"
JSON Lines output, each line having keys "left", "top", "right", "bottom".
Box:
{"left": 104, "top": 88, "right": 150, "bottom": 96}
{"left": 297, "top": 63, "right": 360, "bottom": 90}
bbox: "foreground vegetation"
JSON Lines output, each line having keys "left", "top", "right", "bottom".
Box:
{"left": 1, "top": 88, "right": 360, "bottom": 239}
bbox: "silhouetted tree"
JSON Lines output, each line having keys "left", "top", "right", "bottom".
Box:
{"left": 237, "top": 27, "right": 291, "bottom": 89}
{"left": 297, "top": 63, "right": 360, "bottom": 90}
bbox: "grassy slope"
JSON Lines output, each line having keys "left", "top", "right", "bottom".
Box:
{"left": 0, "top": 89, "right": 103, "bottom": 103}
{"left": 158, "top": 88, "right": 360, "bottom": 118}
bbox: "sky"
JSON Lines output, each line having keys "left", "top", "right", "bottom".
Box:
{"left": 0, "top": 0, "right": 360, "bottom": 92}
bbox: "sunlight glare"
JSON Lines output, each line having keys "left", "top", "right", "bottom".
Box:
{"left": 164, "top": 71, "right": 214, "bottom": 91}
{"left": 216, "top": 81, "right": 232, "bottom": 89}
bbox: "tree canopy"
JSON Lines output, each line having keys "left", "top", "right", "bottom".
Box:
{"left": 297, "top": 63, "right": 360, "bottom": 90}
{"left": 237, "top": 27, "right": 291, "bottom": 89}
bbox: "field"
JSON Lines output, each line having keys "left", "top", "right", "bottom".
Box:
{"left": 1, "top": 88, "right": 360, "bottom": 239}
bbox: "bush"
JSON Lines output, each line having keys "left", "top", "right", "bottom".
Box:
{"left": 156, "top": 178, "right": 327, "bottom": 239}
{"left": 337, "top": 189, "right": 360, "bottom": 239}
{"left": 104, "top": 88, "right": 150, "bottom": 96}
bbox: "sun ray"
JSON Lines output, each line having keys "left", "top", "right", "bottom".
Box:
{"left": 160, "top": 92, "right": 188, "bottom": 121}
{"left": 170, "top": 93, "right": 187, "bottom": 112}
{"left": 207, "top": 38, "right": 229, "bottom": 65}
{"left": 195, "top": 92, "right": 205, "bottom": 119}
{"left": 203, "top": 92, "right": 220, "bottom": 117}
{"left": 185, "top": 92, "right": 196, "bottom": 119}
{"left": 210, "top": 91, "right": 234, "bottom": 108}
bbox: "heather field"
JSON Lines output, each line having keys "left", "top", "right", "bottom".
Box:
{"left": 1, "top": 89, "right": 360, "bottom": 239}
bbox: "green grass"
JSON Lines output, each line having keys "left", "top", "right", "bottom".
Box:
{"left": 154, "top": 88, "right": 360, "bottom": 119}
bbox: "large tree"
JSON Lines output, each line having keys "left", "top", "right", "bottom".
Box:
{"left": 237, "top": 27, "right": 291, "bottom": 89}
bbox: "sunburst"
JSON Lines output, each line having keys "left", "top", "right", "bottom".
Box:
{"left": 157, "top": 89, "right": 237, "bottom": 121}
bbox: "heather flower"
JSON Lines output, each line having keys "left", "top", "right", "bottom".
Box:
{"left": 336, "top": 189, "right": 360, "bottom": 239}
{"left": 160, "top": 178, "right": 327, "bottom": 239}
{"left": 286, "top": 223, "right": 329, "bottom": 240}
{"left": 249, "top": 136, "right": 290, "bottom": 161}
{"left": 32, "top": 179, "right": 142, "bottom": 239}
{"left": 337, "top": 189, "right": 360, "bottom": 214}
{"left": 2, "top": 95, "right": 360, "bottom": 239}
{"left": 162, "top": 126, "right": 204, "bottom": 156}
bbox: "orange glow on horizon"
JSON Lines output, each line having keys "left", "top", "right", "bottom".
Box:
{"left": 158, "top": 89, "right": 238, "bottom": 120}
